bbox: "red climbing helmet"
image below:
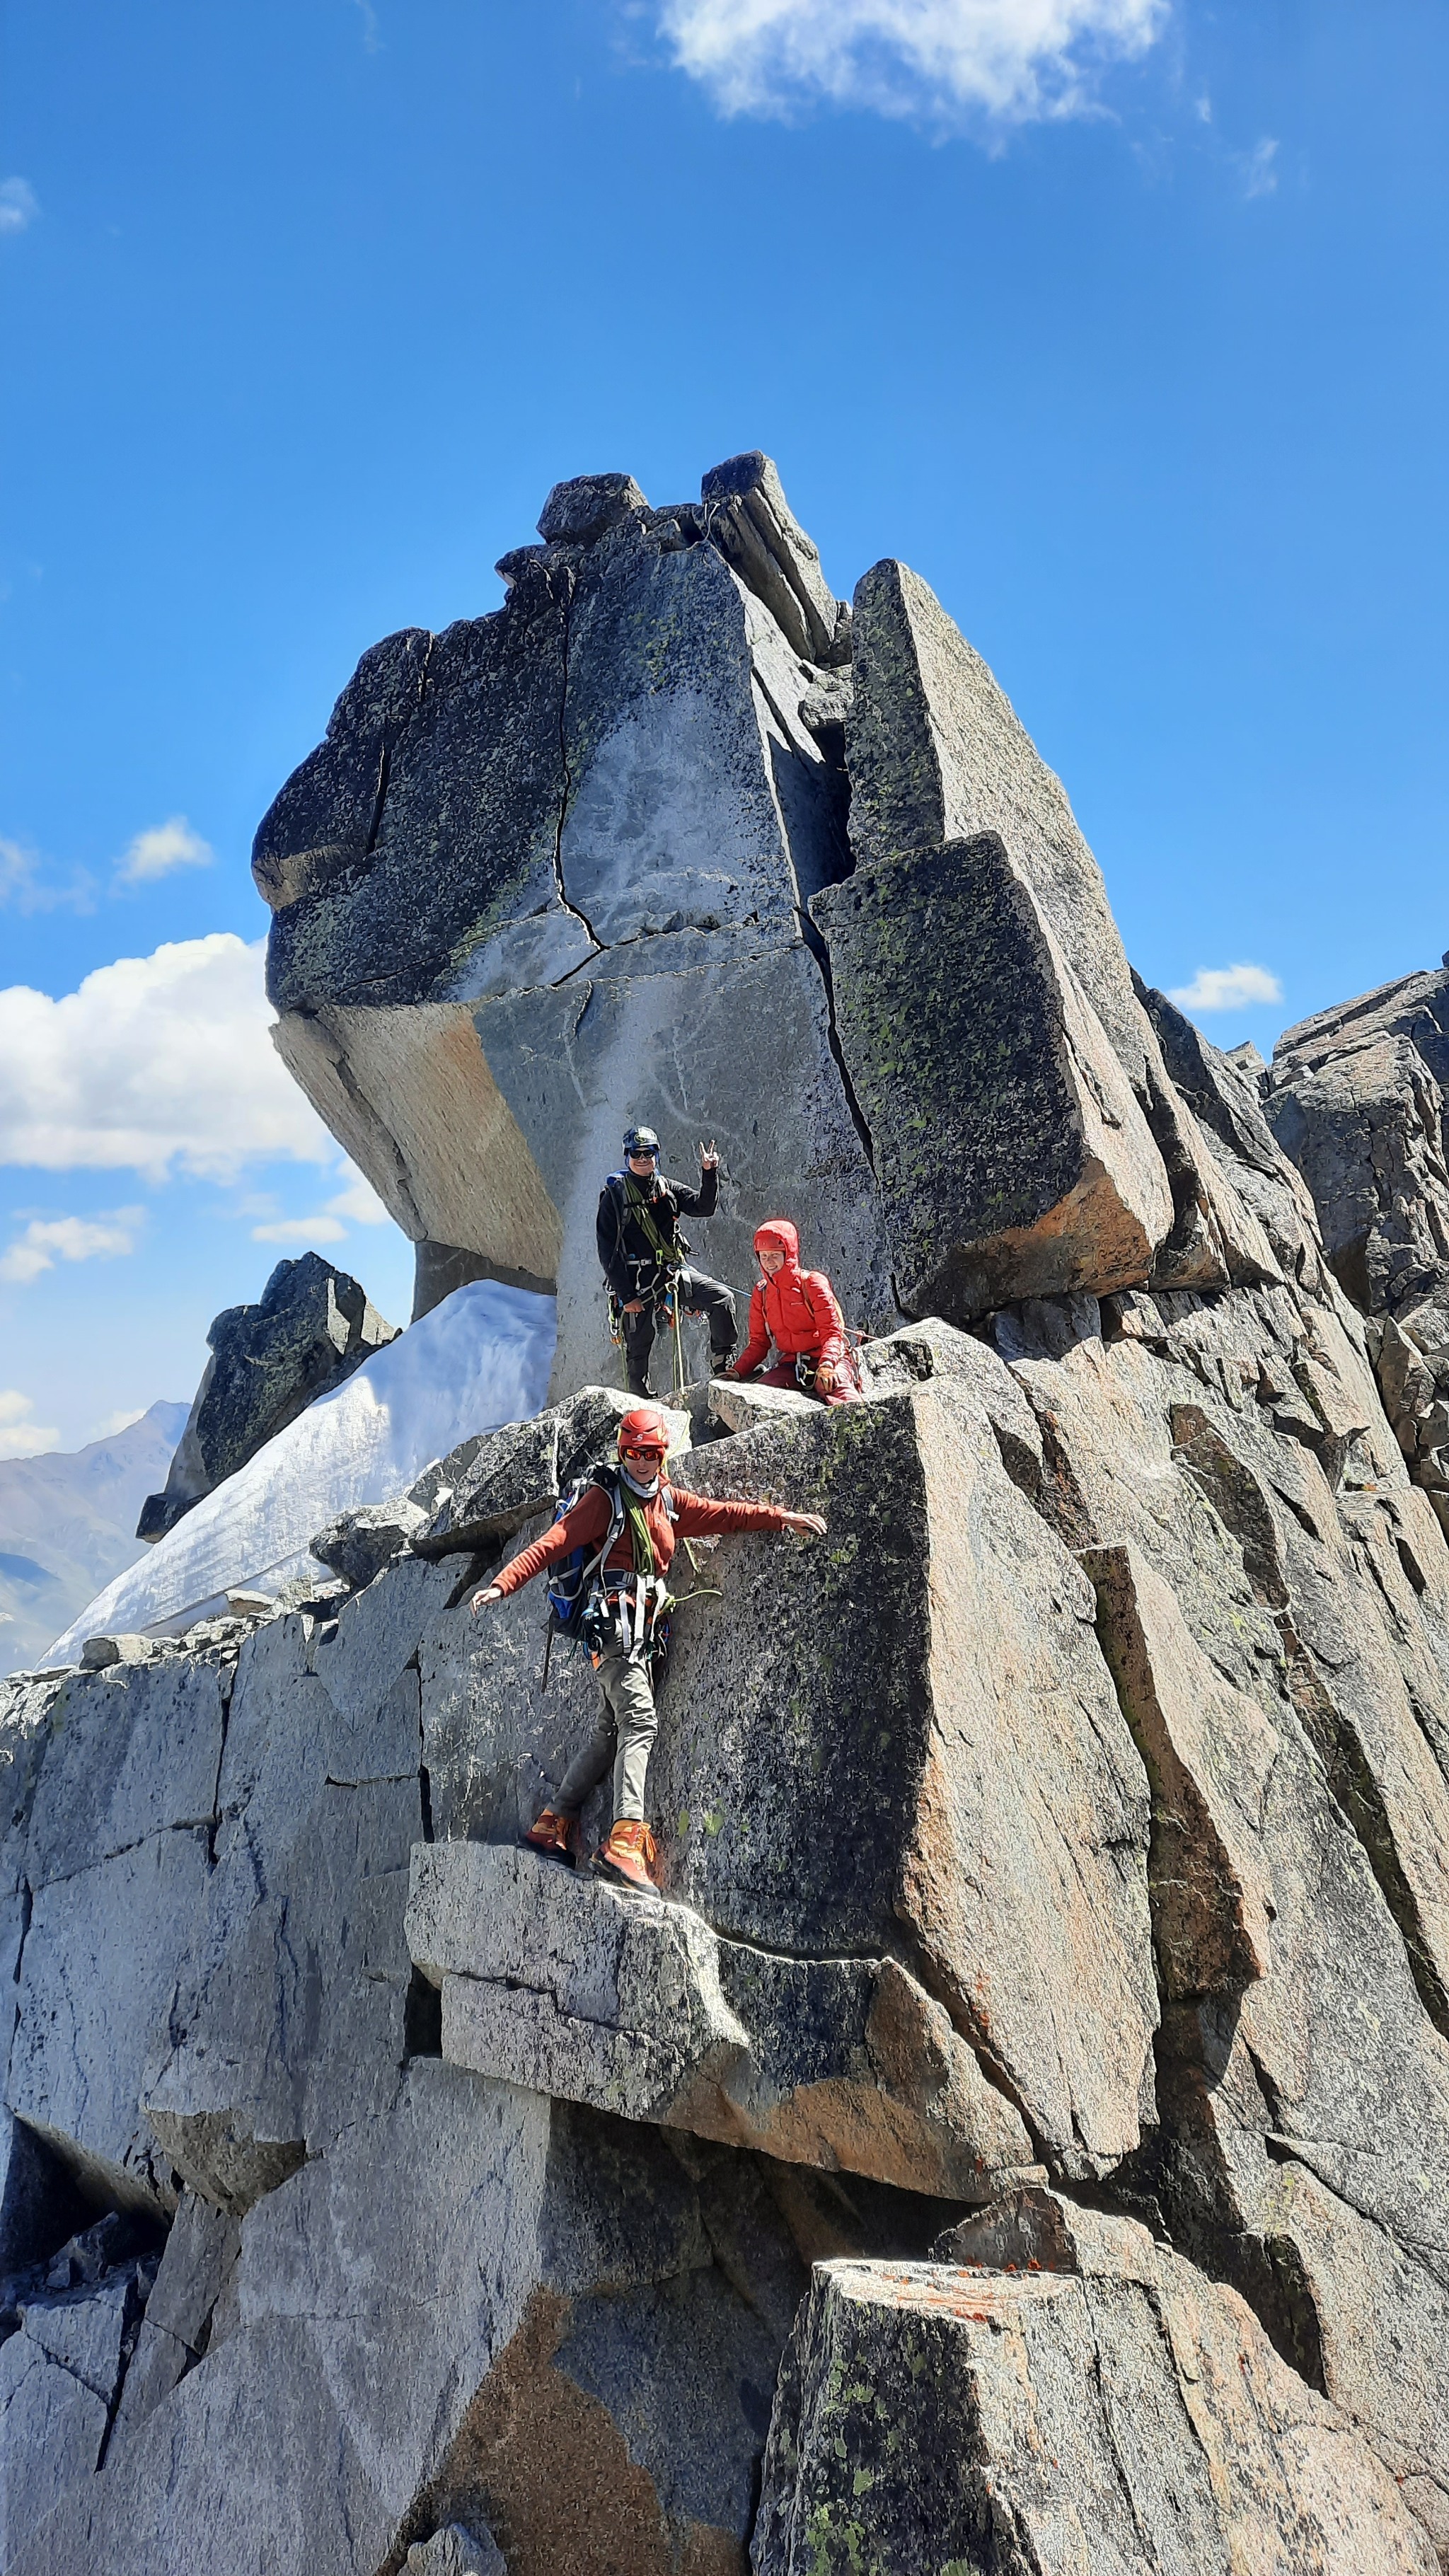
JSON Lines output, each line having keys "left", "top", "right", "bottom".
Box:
{"left": 617, "top": 1404, "right": 671, "bottom": 1457}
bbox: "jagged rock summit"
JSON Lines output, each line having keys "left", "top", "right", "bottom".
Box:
{"left": 1, "top": 460, "right": 1448, "bottom": 2571}
{"left": 253, "top": 450, "right": 1274, "bottom": 1399}
{"left": 137, "top": 1253, "right": 398, "bottom": 1542}
{"left": 1262, "top": 964, "right": 1449, "bottom": 1542}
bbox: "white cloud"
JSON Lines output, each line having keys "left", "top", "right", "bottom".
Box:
{"left": 0, "top": 1392, "right": 59, "bottom": 1460}
{"left": 114, "top": 815, "right": 216, "bottom": 886}
{"left": 1167, "top": 962, "right": 1283, "bottom": 1013}
{"left": 0, "top": 180, "right": 38, "bottom": 238}
{"left": 93, "top": 1407, "right": 147, "bottom": 1437}
{"left": 326, "top": 1159, "right": 391, "bottom": 1225}
{"left": 249, "top": 1158, "right": 393, "bottom": 1249}
{"left": 652, "top": 0, "right": 1166, "bottom": 127}
{"left": 0, "top": 835, "right": 96, "bottom": 916}
{"left": 251, "top": 1214, "right": 349, "bottom": 1246}
{"left": 1241, "top": 135, "right": 1278, "bottom": 197}
{"left": 0, "top": 934, "right": 334, "bottom": 1182}
{"left": 0, "top": 1210, "right": 142, "bottom": 1285}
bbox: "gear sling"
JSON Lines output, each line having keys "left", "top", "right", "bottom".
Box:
{"left": 541, "top": 1465, "right": 683, "bottom": 1687}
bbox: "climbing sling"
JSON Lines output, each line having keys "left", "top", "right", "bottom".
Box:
{"left": 606, "top": 1178, "right": 692, "bottom": 1400}
{"left": 538, "top": 1467, "right": 720, "bottom": 1687}
{"left": 621, "top": 1177, "right": 687, "bottom": 1275}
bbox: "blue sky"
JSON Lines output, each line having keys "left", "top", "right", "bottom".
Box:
{"left": 1, "top": 0, "right": 1446, "bottom": 1450}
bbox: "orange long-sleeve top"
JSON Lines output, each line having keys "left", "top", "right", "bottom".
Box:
{"left": 492, "top": 1478, "right": 792, "bottom": 1597}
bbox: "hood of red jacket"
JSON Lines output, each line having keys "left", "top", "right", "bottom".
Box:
{"left": 754, "top": 1219, "right": 800, "bottom": 1273}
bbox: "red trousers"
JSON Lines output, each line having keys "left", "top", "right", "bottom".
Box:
{"left": 754, "top": 1361, "right": 859, "bottom": 1407}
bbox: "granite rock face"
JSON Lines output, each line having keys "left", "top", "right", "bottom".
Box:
{"left": 7, "top": 1264, "right": 1449, "bottom": 2560}
{"left": 1265, "top": 964, "right": 1449, "bottom": 1542}
{"left": 814, "top": 835, "right": 1174, "bottom": 1317}
{"left": 754, "top": 2214, "right": 1436, "bottom": 2575}
{"left": 138, "top": 1255, "right": 397, "bottom": 1542}
{"left": 0, "top": 1504, "right": 985, "bottom": 2575}
{"left": 846, "top": 554, "right": 1148, "bottom": 1087}
{"left": 8, "top": 458, "right": 1449, "bottom": 2568}
{"left": 256, "top": 456, "right": 884, "bottom": 1394}
{"left": 253, "top": 452, "right": 1275, "bottom": 1393}
{"left": 415, "top": 1372, "right": 1159, "bottom": 2183}
{"left": 1266, "top": 964, "right": 1449, "bottom": 1322}
{"left": 976, "top": 1277, "right": 1449, "bottom": 2548}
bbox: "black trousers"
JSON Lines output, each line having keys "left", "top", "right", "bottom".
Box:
{"left": 623, "top": 1268, "right": 737, "bottom": 1396}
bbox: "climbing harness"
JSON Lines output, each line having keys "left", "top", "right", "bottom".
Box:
{"left": 604, "top": 1172, "right": 694, "bottom": 1395}
{"left": 584, "top": 1571, "right": 674, "bottom": 1668}
{"left": 537, "top": 1465, "right": 720, "bottom": 1688}
{"left": 607, "top": 1274, "right": 689, "bottom": 1403}
{"left": 793, "top": 1329, "right": 867, "bottom": 1397}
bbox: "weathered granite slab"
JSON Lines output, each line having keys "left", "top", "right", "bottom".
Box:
{"left": 408, "top": 1841, "right": 1034, "bottom": 2200}
{"left": 754, "top": 2232, "right": 1438, "bottom": 2575}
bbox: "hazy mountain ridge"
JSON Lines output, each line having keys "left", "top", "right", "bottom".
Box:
{"left": 0, "top": 1404, "right": 188, "bottom": 1677}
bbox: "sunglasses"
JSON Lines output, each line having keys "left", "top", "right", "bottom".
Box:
{"left": 620, "top": 1444, "right": 664, "bottom": 1461}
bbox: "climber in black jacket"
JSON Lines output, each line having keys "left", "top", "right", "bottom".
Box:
{"left": 596, "top": 1126, "right": 737, "bottom": 1397}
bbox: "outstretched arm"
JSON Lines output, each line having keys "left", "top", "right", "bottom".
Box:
{"left": 471, "top": 1485, "right": 611, "bottom": 1613}
{"left": 672, "top": 1492, "right": 826, "bottom": 1540}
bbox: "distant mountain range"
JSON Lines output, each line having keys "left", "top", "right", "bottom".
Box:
{"left": 0, "top": 1402, "right": 188, "bottom": 1678}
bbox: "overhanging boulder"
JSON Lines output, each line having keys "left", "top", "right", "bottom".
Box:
{"left": 407, "top": 1841, "right": 1037, "bottom": 2200}
{"left": 255, "top": 466, "right": 889, "bottom": 1392}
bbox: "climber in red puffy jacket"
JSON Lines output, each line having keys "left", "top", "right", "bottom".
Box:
{"left": 724, "top": 1220, "right": 861, "bottom": 1405}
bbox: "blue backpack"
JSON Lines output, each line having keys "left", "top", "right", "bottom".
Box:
{"left": 545, "top": 1469, "right": 626, "bottom": 1636}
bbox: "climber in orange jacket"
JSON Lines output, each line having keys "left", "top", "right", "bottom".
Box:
{"left": 471, "top": 1404, "right": 826, "bottom": 1893}
{"left": 724, "top": 1220, "right": 861, "bottom": 1405}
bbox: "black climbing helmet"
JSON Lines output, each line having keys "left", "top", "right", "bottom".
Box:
{"left": 623, "top": 1126, "right": 661, "bottom": 1158}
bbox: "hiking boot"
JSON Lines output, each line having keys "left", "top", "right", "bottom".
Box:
{"left": 522, "top": 1808, "right": 579, "bottom": 1866}
{"left": 591, "top": 1819, "right": 659, "bottom": 1894}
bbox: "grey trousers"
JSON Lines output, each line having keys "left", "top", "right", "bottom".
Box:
{"left": 554, "top": 1648, "right": 658, "bottom": 1825}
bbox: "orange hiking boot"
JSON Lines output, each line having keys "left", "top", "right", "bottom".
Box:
{"left": 591, "top": 1819, "right": 659, "bottom": 1894}
{"left": 522, "top": 1808, "right": 579, "bottom": 1866}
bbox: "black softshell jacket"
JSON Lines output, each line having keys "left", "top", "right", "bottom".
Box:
{"left": 596, "top": 1167, "right": 720, "bottom": 1301}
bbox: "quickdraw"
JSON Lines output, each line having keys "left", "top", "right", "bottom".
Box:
{"left": 584, "top": 1571, "right": 674, "bottom": 1668}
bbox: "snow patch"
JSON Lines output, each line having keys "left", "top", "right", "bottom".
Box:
{"left": 45, "top": 1281, "right": 558, "bottom": 1660}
